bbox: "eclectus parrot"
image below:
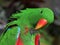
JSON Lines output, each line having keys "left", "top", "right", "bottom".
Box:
{"left": 0, "top": 8, "right": 54, "bottom": 45}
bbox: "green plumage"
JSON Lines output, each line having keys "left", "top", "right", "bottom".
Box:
{"left": 0, "top": 8, "right": 54, "bottom": 45}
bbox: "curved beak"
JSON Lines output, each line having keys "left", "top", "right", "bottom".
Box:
{"left": 35, "top": 19, "right": 47, "bottom": 30}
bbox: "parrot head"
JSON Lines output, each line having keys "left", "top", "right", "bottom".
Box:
{"left": 35, "top": 8, "right": 54, "bottom": 30}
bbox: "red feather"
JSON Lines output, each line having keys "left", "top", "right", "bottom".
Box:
{"left": 16, "top": 35, "right": 24, "bottom": 45}
{"left": 35, "top": 34, "right": 40, "bottom": 45}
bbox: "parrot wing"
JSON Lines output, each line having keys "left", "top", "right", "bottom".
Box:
{"left": 0, "top": 26, "right": 20, "bottom": 45}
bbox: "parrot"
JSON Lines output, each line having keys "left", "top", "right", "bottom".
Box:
{"left": 0, "top": 8, "right": 54, "bottom": 45}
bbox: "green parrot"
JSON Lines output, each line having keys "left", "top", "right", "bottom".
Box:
{"left": 0, "top": 8, "right": 54, "bottom": 45}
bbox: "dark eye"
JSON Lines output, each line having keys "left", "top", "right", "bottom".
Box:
{"left": 41, "top": 11, "right": 43, "bottom": 13}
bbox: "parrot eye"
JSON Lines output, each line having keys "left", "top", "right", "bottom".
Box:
{"left": 41, "top": 11, "right": 43, "bottom": 13}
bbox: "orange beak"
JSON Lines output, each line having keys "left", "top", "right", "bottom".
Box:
{"left": 35, "top": 19, "right": 47, "bottom": 30}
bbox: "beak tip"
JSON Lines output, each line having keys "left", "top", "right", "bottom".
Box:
{"left": 35, "top": 28, "right": 37, "bottom": 30}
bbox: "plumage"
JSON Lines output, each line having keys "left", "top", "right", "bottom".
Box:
{"left": 0, "top": 8, "right": 54, "bottom": 45}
